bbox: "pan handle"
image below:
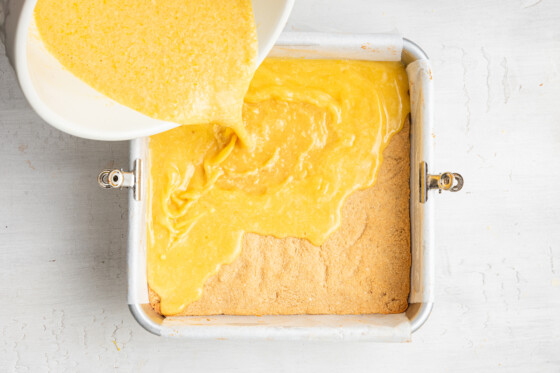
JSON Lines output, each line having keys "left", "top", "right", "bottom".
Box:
{"left": 98, "top": 159, "right": 142, "bottom": 201}
{"left": 419, "top": 161, "right": 463, "bottom": 203}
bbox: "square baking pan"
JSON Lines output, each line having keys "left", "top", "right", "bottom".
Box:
{"left": 98, "top": 33, "right": 463, "bottom": 342}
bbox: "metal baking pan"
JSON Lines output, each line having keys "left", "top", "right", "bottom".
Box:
{"left": 99, "top": 33, "right": 463, "bottom": 341}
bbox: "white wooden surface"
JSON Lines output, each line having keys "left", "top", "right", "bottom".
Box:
{"left": 1, "top": 0, "right": 559, "bottom": 371}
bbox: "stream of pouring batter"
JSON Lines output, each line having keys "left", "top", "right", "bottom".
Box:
{"left": 149, "top": 59, "right": 410, "bottom": 315}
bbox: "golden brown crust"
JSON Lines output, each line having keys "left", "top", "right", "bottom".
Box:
{"left": 150, "top": 119, "right": 410, "bottom": 316}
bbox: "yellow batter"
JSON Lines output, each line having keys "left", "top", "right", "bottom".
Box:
{"left": 34, "top": 0, "right": 257, "bottom": 141}
{"left": 149, "top": 59, "right": 410, "bottom": 315}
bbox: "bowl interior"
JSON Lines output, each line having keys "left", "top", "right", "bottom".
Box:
{"left": 20, "top": 0, "right": 294, "bottom": 140}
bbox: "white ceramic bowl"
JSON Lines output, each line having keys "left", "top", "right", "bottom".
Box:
{"left": 3, "top": 0, "right": 294, "bottom": 140}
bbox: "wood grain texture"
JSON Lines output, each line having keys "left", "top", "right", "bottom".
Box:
{"left": 1, "top": 0, "right": 559, "bottom": 371}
